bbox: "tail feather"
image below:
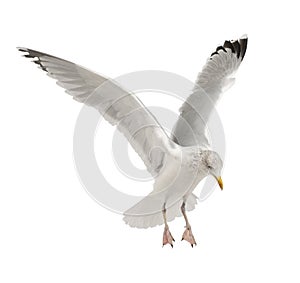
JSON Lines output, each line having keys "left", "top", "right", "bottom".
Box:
{"left": 123, "top": 193, "right": 198, "bottom": 229}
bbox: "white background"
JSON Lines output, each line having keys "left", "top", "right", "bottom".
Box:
{"left": 1, "top": 0, "right": 300, "bottom": 282}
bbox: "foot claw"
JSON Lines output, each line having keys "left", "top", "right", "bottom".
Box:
{"left": 163, "top": 226, "right": 175, "bottom": 248}
{"left": 182, "top": 226, "right": 197, "bottom": 247}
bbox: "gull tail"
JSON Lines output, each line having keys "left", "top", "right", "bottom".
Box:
{"left": 123, "top": 193, "right": 198, "bottom": 229}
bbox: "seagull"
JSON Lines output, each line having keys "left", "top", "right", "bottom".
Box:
{"left": 18, "top": 35, "right": 247, "bottom": 247}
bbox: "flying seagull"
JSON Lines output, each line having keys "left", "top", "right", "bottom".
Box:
{"left": 18, "top": 35, "right": 247, "bottom": 247}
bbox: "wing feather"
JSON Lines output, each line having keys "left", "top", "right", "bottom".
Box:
{"left": 18, "top": 47, "right": 172, "bottom": 176}
{"left": 172, "top": 35, "right": 248, "bottom": 147}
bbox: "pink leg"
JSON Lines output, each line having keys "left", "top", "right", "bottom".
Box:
{"left": 181, "top": 202, "right": 197, "bottom": 247}
{"left": 162, "top": 207, "right": 175, "bottom": 248}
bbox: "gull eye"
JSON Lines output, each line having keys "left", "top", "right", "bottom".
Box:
{"left": 207, "top": 165, "right": 213, "bottom": 170}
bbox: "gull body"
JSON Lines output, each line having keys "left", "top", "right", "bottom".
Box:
{"left": 18, "top": 35, "right": 247, "bottom": 247}
{"left": 123, "top": 146, "right": 222, "bottom": 230}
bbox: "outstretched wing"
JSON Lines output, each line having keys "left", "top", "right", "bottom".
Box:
{"left": 171, "top": 35, "right": 248, "bottom": 146}
{"left": 18, "top": 48, "right": 172, "bottom": 176}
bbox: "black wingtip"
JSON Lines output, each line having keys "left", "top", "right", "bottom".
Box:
{"left": 17, "top": 47, "right": 48, "bottom": 72}
{"left": 238, "top": 35, "right": 248, "bottom": 61}
{"left": 223, "top": 40, "right": 235, "bottom": 53}
{"left": 210, "top": 51, "right": 219, "bottom": 57}
{"left": 210, "top": 35, "right": 248, "bottom": 61}
{"left": 231, "top": 40, "right": 241, "bottom": 58}
{"left": 17, "top": 47, "right": 28, "bottom": 52}
{"left": 216, "top": 46, "right": 227, "bottom": 53}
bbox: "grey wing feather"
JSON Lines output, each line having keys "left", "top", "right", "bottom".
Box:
{"left": 18, "top": 47, "right": 171, "bottom": 176}
{"left": 172, "top": 35, "right": 248, "bottom": 147}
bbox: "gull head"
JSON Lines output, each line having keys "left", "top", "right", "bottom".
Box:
{"left": 203, "top": 150, "right": 223, "bottom": 190}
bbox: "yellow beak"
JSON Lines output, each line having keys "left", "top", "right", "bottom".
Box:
{"left": 217, "top": 176, "right": 223, "bottom": 190}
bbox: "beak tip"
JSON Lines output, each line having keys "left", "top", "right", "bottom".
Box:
{"left": 217, "top": 177, "right": 223, "bottom": 190}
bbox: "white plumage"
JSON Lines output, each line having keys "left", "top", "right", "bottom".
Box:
{"left": 18, "top": 35, "right": 247, "bottom": 246}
